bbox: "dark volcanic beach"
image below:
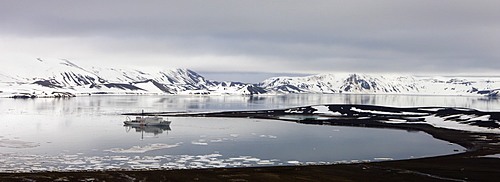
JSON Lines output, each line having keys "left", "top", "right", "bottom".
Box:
{"left": 2, "top": 104, "right": 500, "bottom": 181}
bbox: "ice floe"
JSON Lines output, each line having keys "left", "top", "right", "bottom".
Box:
{"left": 5, "top": 151, "right": 319, "bottom": 173}
{"left": 104, "top": 143, "right": 182, "bottom": 153}
{"left": 374, "top": 157, "right": 393, "bottom": 161}
{"left": 191, "top": 141, "right": 209, "bottom": 146}
{"left": 0, "top": 139, "right": 39, "bottom": 148}
{"left": 210, "top": 138, "right": 223, "bottom": 142}
{"left": 258, "top": 135, "right": 278, "bottom": 139}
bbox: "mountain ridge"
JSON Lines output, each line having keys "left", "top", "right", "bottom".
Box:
{"left": 0, "top": 58, "right": 499, "bottom": 97}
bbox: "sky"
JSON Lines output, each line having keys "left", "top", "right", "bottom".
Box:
{"left": 1, "top": 1, "right": 500, "bottom": 82}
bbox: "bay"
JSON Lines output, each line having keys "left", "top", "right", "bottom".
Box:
{"left": 1, "top": 94, "right": 495, "bottom": 172}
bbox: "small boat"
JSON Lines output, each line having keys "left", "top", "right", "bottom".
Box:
{"left": 124, "top": 115, "right": 171, "bottom": 126}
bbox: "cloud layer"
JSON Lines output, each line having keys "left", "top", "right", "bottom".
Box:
{"left": 1, "top": 0, "right": 500, "bottom": 76}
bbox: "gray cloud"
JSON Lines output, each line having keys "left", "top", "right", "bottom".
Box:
{"left": 1, "top": 0, "right": 500, "bottom": 77}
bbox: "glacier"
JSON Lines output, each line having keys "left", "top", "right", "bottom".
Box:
{"left": 0, "top": 58, "right": 499, "bottom": 97}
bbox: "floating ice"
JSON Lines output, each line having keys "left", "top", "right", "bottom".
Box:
{"left": 1, "top": 150, "right": 308, "bottom": 173}
{"left": 206, "top": 154, "right": 223, "bottom": 158}
{"left": 374, "top": 158, "right": 393, "bottom": 161}
{"left": 111, "top": 157, "right": 130, "bottom": 161}
{"left": 104, "top": 143, "right": 181, "bottom": 153}
{"left": 62, "top": 160, "right": 86, "bottom": 165}
{"left": 191, "top": 141, "right": 208, "bottom": 146}
{"left": 258, "top": 135, "right": 277, "bottom": 139}
{"left": 210, "top": 138, "right": 223, "bottom": 142}
{"left": 257, "top": 160, "right": 274, "bottom": 165}
{"left": 134, "top": 159, "right": 159, "bottom": 163}
{"left": 0, "top": 139, "right": 39, "bottom": 148}
{"left": 245, "top": 158, "right": 260, "bottom": 162}
{"left": 228, "top": 157, "right": 246, "bottom": 161}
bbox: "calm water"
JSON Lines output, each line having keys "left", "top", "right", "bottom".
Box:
{"left": 1, "top": 94, "right": 496, "bottom": 172}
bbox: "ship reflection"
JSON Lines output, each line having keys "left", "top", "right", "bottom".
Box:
{"left": 125, "top": 125, "right": 171, "bottom": 139}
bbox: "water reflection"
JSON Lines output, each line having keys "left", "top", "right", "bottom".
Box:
{"left": 0, "top": 96, "right": 473, "bottom": 172}
{"left": 125, "top": 125, "right": 171, "bottom": 139}
{"left": 2, "top": 94, "right": 499, "bottom": 117}
{"left": 478, "top": 96, "right": 499, "bottom": 101}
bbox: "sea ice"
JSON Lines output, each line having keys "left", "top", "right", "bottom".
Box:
{"left": 245, "top": 158, "right": 261, "bottom": 162}
{"left": 210, "top": 138, "right": 223, "bottom": 142}
{"left": 104, "top": 143, "right": 182, "bottom": 153}
{"left": 191, "top": 141, "right": 208, "bottom": 145}
{"left": 257, "top": 160, "right": 274, "bottom": 165}
{"left": 228, "top": 157, "right": 246, "bottom": 161}
{"left": 374, "top": 158, "right": 393, "bottom": 161}
{"left": 133, "top": 159, "right": 159, "bottom": 163}
{"left": 0, "top": 139, "right": 39, "bottom": 148}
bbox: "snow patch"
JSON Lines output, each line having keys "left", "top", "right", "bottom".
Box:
{"left": 423, "top": 116, "right": 500, "bottom": 133}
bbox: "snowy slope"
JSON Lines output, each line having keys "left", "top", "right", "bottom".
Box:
{"left": 260, "top": 73, "right": 500, "bottom": 95}
{"left": 206, "top": 81, "right": 266, "bottom": 95}
{"left": 308, "top": 104, "right": 500, "bottom": 134}
{"left": 0, "top": 72, "right": 19, "bottom": 82}
{"left": 3, "top": 58, "right": 104, "bottom": 87}
{"left": 259, "top": 74, "right": 422, "bottom": 94}
{"left": 1, "top": 58, "right": 499, "bottom": 97}
{"left": 0, "top": 58, "right": 264, "bottom": 96}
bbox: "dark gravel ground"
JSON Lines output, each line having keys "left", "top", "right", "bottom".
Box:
{"left": 1, "top": 154, "right": 499, "bottom": 182}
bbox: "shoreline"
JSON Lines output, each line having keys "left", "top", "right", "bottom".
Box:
{"left": 2, "top": 104, "right": 500, "bottom": 181}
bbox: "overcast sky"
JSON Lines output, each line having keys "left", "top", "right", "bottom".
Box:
{"left": 1, "top": 1, "right": 500, "bottom": 82}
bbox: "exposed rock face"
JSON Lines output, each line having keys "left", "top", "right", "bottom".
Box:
{"left": 0, "top": 58, "right": 266, "bottom": 95}
{"left": 260, "top": 73, "right": 498, "bottom": 95}
{"left": 1, "top": 58, "right": 499, "bottom": 96}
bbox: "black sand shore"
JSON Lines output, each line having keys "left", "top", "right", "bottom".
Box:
{"left": 2, "top": 105, "right": 500, "bottom": 181}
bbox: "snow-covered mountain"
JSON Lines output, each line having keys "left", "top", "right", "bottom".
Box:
{"left": 260, "top": 73, "right": 500, "bottom": 95}
{"left": 0, "top": 58, "right": 499, "bottom": 97}
{"left": 0, "top": 58, "right": 263, "bottom": 97}
{"left": 259, "top": 74, "right": 420, "bottom": 93}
